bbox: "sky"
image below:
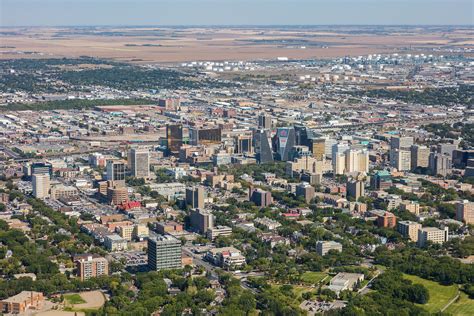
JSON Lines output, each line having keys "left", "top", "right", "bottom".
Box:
{"left": 1, "top": 0, "right": 473, "bottom": 27}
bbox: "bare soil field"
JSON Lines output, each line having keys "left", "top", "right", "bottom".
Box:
{"left": 0, "top": 26, "right": 472, "bottom": 63}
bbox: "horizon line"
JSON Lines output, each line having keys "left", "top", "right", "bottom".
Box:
{"left": 1, "top": 24, "right": 473, "bottom": 28}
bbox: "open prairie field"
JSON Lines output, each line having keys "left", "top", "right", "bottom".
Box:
{"left": 1, "top": 26, "right": 472, "bottom": 63}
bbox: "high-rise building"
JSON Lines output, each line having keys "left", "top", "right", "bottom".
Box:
{"left": 437, "top": 143, "right": 458, "bottom": 158}
{"left": 295, "top": 182, "right": 315, "bottom": 203}
{"left": 235, "top": 135, "right": 253, "bottom": 154}
{"left": 417, "top": 227, "right": 448, "bottom": 247}
{"left": 189, "top": 127, "right": 222, "bottom": 145}
{"left": 429, "top": 152, "right": 452, "bottom": 177}
{"left": 74, "top": 254, "right": 109, "bottom": 281}
{"left": 390, "top": 136, "right": 413, "bottom": 171}
{"left": 274, "top": 127, "right": 296, "bottom": 161}
{"left": 129, "top": 148, "right": 150, "bottom": 179}
{"left": 345, "top": 149, "right": 369, "bottom": 173}
{"left": 258, "top": 113, "right": 272, "bottom": 129}
{"left": 158, "top": 98, "right": 180, "bottom": 111}
{"left": 410, "top": 145, "right": 430, "bottom": 170}
{"left": 347, "top": 179, "right": 365, "bottom": 200}
{"left": 333, "top": 152, "right": 346, "bottom": 175}
{"left": 32, "top": 174, "right": 50, "bottom": 198}
{"left": 148, "top": 235, "right": 182, "bottom": 271}
{"left": 166, "top": 124, "right": 183, "bottom": 155}
{"left": 254, "top": 130, "right": 274, "bottom": 163}
{"left": 390, "top": 136, "right": 414, "bottom": 151}
{"left": 190, "top": 208, "right": 214, "bottom": 234}
{"left": 250, "top": 188, "right": 273, "bottom": 208}
{"left": 331, "top": 143, "right": 350, "bottom": 163}
{"left": 24, "top": 162, "right": 53, "bottom": 180}
{"left": 106, "top": 160, "right": 126, "bottom": 182}
{"left": 107, "top": 186, "right": 129, "bottom": 205}
{"left": 456, "top": 200, "right": 474, "bottom": 224}
{"left": 371, "top": 170, "right": 392, "bottom": 190}
{"left": 310, "top": 138, "right": 326, "bottom": 160}
{"left": 391, "top": 149, "right": 411, "bottom": 171}
{"left": 397, "top": 221, "right": 422, "bottom": 242}
{"left": 186, "top": 186, "right": 205, "bottom": 209}
{"left": 453, "top": 149, "right": 474, "bottom": 168}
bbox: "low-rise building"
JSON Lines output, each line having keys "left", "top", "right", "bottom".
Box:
{"left": 0, "top": 291, "right": 44, "bottom": 314}
{"left": 316, "top": 240, "right": 342, "bottom": 256}
{"left": 206, "top": 247, "right": 246, "bottom": 270}
{"left": 328, "top": 273, "right": 364, "bottom": 295}
{"left": 104, "top": 234, "right": 127, "bottom": 251}
{"left": 207, "top": 226, "right": 233, "bottom": 240}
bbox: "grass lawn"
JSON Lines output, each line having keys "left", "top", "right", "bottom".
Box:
{"left": 300, "top": 271, "right": 327, "bottom": 284}
{"left": 272, "top": 284, "right": 313, "bottom": 299}
{"left": 64, "top": 293, "right": 86, "bottom": 305}
{"left": 445, "top": 292, "right": 474, "bottom": 316}
{"left": 403, "top": 274, "right": 458, "bottom": 313}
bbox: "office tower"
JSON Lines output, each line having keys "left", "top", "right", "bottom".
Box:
{"left": 453, "top": 149, "right": 474, "bottom": 168}
{"left": 24, "top": 162, "right": 53, "bottom": 180}
{"left": 429, "top": 152, "right": 452, "bottom": 177}
{"left": 390, "top": 136, "right": 413, "bottom": 171}
{"left": 391, "top": 149, "right": 411, "bottom": 171}
{"left": 189, "top": 127, "right": 222, "bottom": 145}
{"left": 437, "top": 143, "right": 458, "bottom": 158}
{"left": 274, "top": 127, "right": 296, "bottom": 161}
{"left": 106, "top": 160, "right": 126, "bottom": 182}
{"left": 166, "top": 124, "right": 183, "bottom": 155}
{"left": 397, "top": 221, "right": 422, "bottom": 242}
{"left": 107, "top": 186, "right": 129, "bottom": 205}
{"left": 371, "top": 170, "right": 392, "bottom": 190}
{"left": 333, "top": 153, "right": 346, "bottom": 175}
{"left": 310, "top": 138, "right": 326, "bottom": 160}
{"left": 295, "top": 182, "right": 315, "bottom": 203}
{"left": 74, "top": 255, "right": 109, "bottom": 281}
{"left": 190, "top": 208, "right": 214, "bottom": 234}
{"left": 417, "top": 227, "right": 448, "bottom": 247}
{"left": 129, "top": 148, "right": 150, "bottom": 179}
{"left": 250, "top": 188, "right": 273, "bottom": 207}
{"left": 186, "top": 186, "right": 205, "bottom": 209}
{"left": 258, "top": 113, "right": 272, "bottom": 129}
{"left": 331, "top": 143, "right": 350, "bottom": 163}
{"left": 324, "top": 137, "right": 337, "bottom": 159}
{"left": 347, "top": 179, "right": 364, "bottom": 200}
{"left": 148, "top": 235, "right": 182, "bottom": 271}
{"left": 255, "top": 130, "right": 274, "bottom": 163}
{"left": 235, "top": 135, "right": 253, "bottom": 154}
{"left": 32, "top": 174, "right": 50, "bottom": 198}
{"left": 410, "top": 145, "right": 430, "bottom": 170}
{"left": 390, "top": 136, "right": 414, "bottom": 151}
{"left": 158, "top": 98, "right": 180, "bottom": 111}
{"left": 456, "top": 200, "right": 474, "bottom": 224}
{"left": 294, "top": 125, "right": 309, "bottom": 146}
{"left": 345, "top": 149, "right": 369, "bottom": 173}
{"left": 316, "top": 241, "right": 342, "bottom": 256}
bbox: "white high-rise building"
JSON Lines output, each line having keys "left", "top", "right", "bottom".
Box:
{"left": 345, "top": 149, "right": 369, "bottom": 173}
{"left": 32, "top": 174, "right": 50, "bottom": 198}
{"left": 129, "top": 148, "right": 150, "bottom": 179}
{"left": 333, "top": 153, "right": 346, "bottom": 175}
{"left": 391, "top": 149, "right": 411, "bottom": 171}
